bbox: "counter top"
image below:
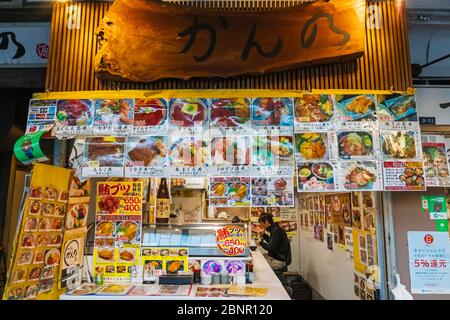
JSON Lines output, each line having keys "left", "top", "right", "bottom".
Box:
{"left": 60, "top": 249, "right": 290, "bottom": 300}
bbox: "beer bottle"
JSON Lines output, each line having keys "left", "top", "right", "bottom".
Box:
{"left": 156, "top": 178, "right": 170, "bottom": 223}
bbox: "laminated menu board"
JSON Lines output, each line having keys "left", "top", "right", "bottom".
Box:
{"left": 132, "top": 98, "right": 168, "bottom": 136}
{"left": 209, "top": 98, "right": 251, "bottom": 135}
{"left": 3, "top": 163, "right": 72, "bottom": 300}
{"left": 59, "top": 227, "right": 87, "bottom": 290}
{"left": 166, "top": 99, "right": 210, "bottom": 177}
{"left": 250, "top": 207, "right": 281, "bottom": 222}
{"left": 377, "top": 94, "right": 417, "bottom": 129}
{"left": 251, "top": 98, "right": 294, "bottom": 135}
{"left": 334, "top": 94, "right": 377, "bottom": 130}
{"left": 209, "top": 136, "right": 251, "bottom": 176}
{"left": 295, "top": 132, "right": 334, "bottom": 162}
{"left": 96, "top": 283, "right": 134, "bottom": 296}
{"left": 93, "top": 180, "right": 143, "bottom": 282}
{"left": 125, "top": 136, "right": 168, "bottom": 177}
{"left": 382, "top": 161, "right": 426, "bottom": 191}
{"left": 380, "top": 130, "right": 422, "bottom": 160}
{"left": 335, "top": 130, "right": 380, "bottom": 161}
{"left": 26, "top": 99, "right": 57, "bottom": 134}
{"left": 209, "top": 177, "right": 251, "bottom": 207}
{"left": 294, "top": 94, "right": 334, "bottom": 132}
{"left": 167, "top": 135, "right": 209, "bottom": 177}
{"left": 325, "top": 193, "right": 351, "bottom": 225}
{"left": 55, "top": 99, "right": 93, "bottom": 138}
{"left": 297, "top": 162, "right": 337, "bottom": 192}
{"left": 195, "top": 286, "right": 229, "bottom": 297}
{"left": 337, "top": 161, "right": 383, "bottom": 191}
{"left": 251, "top": 177, "right": 294, "bottom": 207}
{"left": 82, "top": 136, "right": 126, "bottom": 177}
{"left": 65, "top": 177, "right": 90, "bottom": 230}
{"left": 141, "top": 248, "right": 188, "bottom": 281}
{"left": 168, "top": 98, "right": 209, "bottom": 135}
{"left": 421, "top": 135, "right": 450, "bottom": 187}
{"left": 93, "top": 99, "right": 134, "bottom": 135}
{"left": 251, "top": 135, "right": 294, "bottom": 176}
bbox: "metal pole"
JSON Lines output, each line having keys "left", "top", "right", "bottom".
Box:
{"left": 380, "top": 191, "right": 397, "bottom": 300}
{"left": 52, "top": 139, "right": 67, "bottom": 167}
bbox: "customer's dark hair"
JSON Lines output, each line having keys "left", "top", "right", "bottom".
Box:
{"left": 258, "top": 212, "right": 274, "bottom": 224}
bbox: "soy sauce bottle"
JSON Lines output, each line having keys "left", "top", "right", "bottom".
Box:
{"left": 156, "top": 178, "right": 170, "bottom": 224}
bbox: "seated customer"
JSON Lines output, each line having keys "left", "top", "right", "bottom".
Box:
{"left": 258, "top": 212, "right": 292, "bottom": 274}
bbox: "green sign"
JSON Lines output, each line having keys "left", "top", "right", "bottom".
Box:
{"left": 14, "top": 131, "right": 48, "bottom": 165}
{"left": 421, "top": 195, "right": 448, "bottom": 220}
{"left": 435, "top": 219, "right": 449, "bottom": 232}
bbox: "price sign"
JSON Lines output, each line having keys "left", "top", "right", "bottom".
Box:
{"left": 216, "top": 226, "right": 247, "bottom": 256}
{"left": 408, "top": 231, "right": 450, "bottom": 294}
{"left": 96, "top": 181, "right": 143, "bottom": 215}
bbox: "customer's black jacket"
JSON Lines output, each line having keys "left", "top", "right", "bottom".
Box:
{"left": 260, "top": 223, "right": 292, "bottom": 266}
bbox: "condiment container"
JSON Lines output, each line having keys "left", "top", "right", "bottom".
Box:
{"left": 201, "top": 273, "right": 212, "bottom": 285}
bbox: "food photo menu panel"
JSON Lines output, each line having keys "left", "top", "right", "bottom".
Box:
{"left": 26, "top": 91, "right": 433, "bottom": 192}
{"left": 93, "top": 180, "right": 143, "bottom": 282}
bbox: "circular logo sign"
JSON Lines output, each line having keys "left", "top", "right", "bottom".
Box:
{"left": 35, "top": 43, "right": 48, "bottom": 59}
{"left": 64, "top": 240, "right": 80, "bottom": 266}
{"left": 216, "top": 225, "right": 247, "bottom": 256}
{"left": 424, "top": 234, "right": 434, "bottom": 245}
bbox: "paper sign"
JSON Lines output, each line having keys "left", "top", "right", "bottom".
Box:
{"left": 421, "top": 195, "right": 448, "bottom": 220}
{"left": 216, "top": 226, "right": 247, "bottom": 256}
{"left": 93, "top": 180, "right": 143, "bottom": 282}
{"left": 59, "top": 227, "right": 87, "bottom": 290}
{"left": 422, "top": 135, "right": 450, "bottom": 187}
{"left": 382, "top": 161, "right": 426, "bottom": 191}
{"left": 407, "top": 231, "right": 450, "bottom": 294}
{"left": 26, "top": 100, "right": 56, "bottom": 134}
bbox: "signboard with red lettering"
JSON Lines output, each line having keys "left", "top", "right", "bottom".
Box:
{"left": 216, "top": 226, "right": 247, "bottom": 257}
{"left": 407, "top": 231, "right": 450, "bottom": 294}
{"left": 93, "top": 181, "right": 143, "bottom": 282}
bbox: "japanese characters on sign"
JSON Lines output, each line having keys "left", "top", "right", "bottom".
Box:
{"left": 209, "top": 177, "right": 251, "bottom": 207}
{"left": 216, "top": 226, "right": 247, "bottom": 256}
{"left": 82, "top": 136, "right": 126, "bottom": 178}
{"left": 59, "top": 227, "right": 87, "bottom": 290}
{"left": 93, "top": 99, "right": 134, "bottom": 136}
{"left": 382, "top": 161, "right": 426, "bottom": 191}
{"left": 26, "top": 91, "right": 433, "bottom": 193}
{"left": 3, "top": 163, "right": 72, "bottom": 300}
{"left": 407, "top": 231, "right": 450, "bottom": 294}
{"left": 421, "top": 135, "right": 450, "bottom": 187}
{"left": 93, "top": 181, "right": 143, "bottom": 282}
{"left": 421, "top": 195, "right": 448, "bottom": 220}
{"left": 55, "top": 99, "right": 93, "bottom": 138}
{"left": 94, "top": 0, "right": 365, "bottom": 82}
{"left": 26, "top": 99, "right": 56, "bottom": 134}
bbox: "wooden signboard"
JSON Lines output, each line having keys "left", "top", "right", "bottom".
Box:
{"left": 95, "top": 0, "right": 366, "bottom": 82}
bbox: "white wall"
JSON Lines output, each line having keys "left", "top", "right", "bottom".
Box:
{"left": 298, "top": 227, "right": 357, "bottom": 300}
{"left": 415, "top": 87, "right": 450, "bottom": 125}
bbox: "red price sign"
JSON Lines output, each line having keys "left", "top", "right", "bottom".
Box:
{"left": 123, "top": 196, "right": 141, "bottom": 213}
{"left": 216, "top": 226, "right": 247, "bottom": 256}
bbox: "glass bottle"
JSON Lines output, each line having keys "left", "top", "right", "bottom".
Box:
{"left": 156, "top": 178, "right": 170, "bottom": 223}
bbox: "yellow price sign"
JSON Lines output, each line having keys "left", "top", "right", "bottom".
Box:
{"left": 216, "top": 226, "right": 247, "bottom": 256}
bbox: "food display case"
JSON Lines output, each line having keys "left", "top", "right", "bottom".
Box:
{"left": 141, "top": 223, "right": 250, "bottom": 258}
